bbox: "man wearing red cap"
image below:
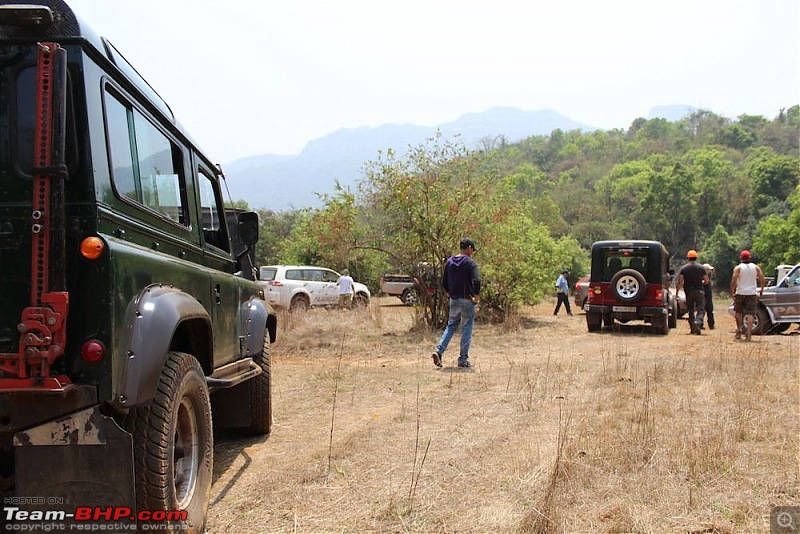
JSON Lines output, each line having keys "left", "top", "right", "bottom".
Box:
{"left": 677, "top": 249, "right": 710, "bottom": 335}
{"left": 730, "top": 250, "right": 766, "bottom": 341}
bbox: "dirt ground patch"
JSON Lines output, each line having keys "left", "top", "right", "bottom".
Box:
{"left": 206, "top": 297, "right": 799, "bottom": 533}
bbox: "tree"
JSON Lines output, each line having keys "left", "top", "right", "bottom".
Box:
{"left": 752, "top": 184, "right": 800, "bottom": 271}
{"left": 701, "top": 225, "right": 739, "bottom": 292}
{"left": 255, "top": 208, "right": 310, "bottom": 266}
{"left": 747, "top": 147, "right": 800, "bottom": 216}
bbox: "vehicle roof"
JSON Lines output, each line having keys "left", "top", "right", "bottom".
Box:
{"left": 591, "top": 240, "right": 664, "bottom": 248}
{"left": 261, "top": 265, "right": 339, "bottom": 270}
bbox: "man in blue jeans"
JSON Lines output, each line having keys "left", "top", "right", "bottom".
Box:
{"left": 432, "top": 238, "right": 481, "bottom": 369}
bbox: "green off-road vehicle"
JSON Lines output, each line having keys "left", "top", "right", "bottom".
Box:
{"left": 0, "top": 1, "right": 277, "bottom": 531}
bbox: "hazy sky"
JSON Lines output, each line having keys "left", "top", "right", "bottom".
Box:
{"left": 65, "top": 0, "right": 799, "bottom": 164}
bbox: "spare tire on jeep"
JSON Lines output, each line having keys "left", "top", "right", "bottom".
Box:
{"left": 611, "top": 268, "right": 647, "bottom": 303}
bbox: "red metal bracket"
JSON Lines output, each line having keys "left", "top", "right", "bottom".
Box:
{"left": 0, "top": 42, "right": 70, "bottom": 391}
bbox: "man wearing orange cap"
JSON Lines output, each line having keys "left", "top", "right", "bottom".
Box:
{"left": 676, "top": 249, "right": 710, "bottom": 335}
{"left": 730, "top": 250, "right": 766, "bottom": 341}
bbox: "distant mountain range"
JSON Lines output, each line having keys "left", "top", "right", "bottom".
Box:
{"left": 223, "top": 105, "right": 693, "bottom": 211}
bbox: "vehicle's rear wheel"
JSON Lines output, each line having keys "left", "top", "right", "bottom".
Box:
{"left": 290, "top": 294, "right": 310, "bottom": 312}
{"left": 611, "top": 269, "right": 647, "bottom": 303}
{"left": 126, "top": 352, "right": 212, "bottom": 534}
{"left": 586, "top": 312, "right": 602, "bottom": 332}
{"left": 668, "top": 300, "right": 678, "bottom": 328}
{"left": 401, "top": 288, "right": 419, "bottom": 306}
{"left": 242, "top": 328, "right": 272, "bottom": 436}
{"left": 652, "top": 315, "right": 669, "bottom": 335}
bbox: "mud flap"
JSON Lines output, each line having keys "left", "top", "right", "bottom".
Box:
{"left": 12, "top": 406, "right": 135, "bottom": 528}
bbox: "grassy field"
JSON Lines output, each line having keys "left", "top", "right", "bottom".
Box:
{"left": 207, "top": 297, "right": 799, "bottom": 533}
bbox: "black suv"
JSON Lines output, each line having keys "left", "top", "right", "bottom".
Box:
{"left": 584, "top": 240, "right": 677, "bottom": 334}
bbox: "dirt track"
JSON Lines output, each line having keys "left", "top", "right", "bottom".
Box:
{"left": 206, "top": 297, "right": 799, "bottom": 533}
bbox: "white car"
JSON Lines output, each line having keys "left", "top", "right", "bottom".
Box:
{"left": 258, "top": 265, "right": 371, "bottom": 311}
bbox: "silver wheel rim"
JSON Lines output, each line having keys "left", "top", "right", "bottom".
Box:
{"left": 174, "top": 395, "right": 199, "bottom": 509}
{"left": 615, "top": 275, "right": 641, "bottom": 300}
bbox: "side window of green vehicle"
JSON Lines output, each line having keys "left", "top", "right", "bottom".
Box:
{"left": 198, "top": 169, "right": 230, "bottom": 252}
{"left": 104, "top": 88, "right": 187, "bottom": 225}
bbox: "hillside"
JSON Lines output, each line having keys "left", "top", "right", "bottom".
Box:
{"left": 222, "top": 107, "right": 595, "bottom": 210}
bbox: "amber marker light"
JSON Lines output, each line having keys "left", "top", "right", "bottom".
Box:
{"left": 80, "top": 236, "right": 104, "bottom": 259}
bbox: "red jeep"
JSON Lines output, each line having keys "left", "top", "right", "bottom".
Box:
{"left": 584, "top": 240, "right": 677, "bottom": 334}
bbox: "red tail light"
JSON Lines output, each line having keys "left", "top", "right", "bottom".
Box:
{"left": 80, "top": 339, "right": 105, "bottom": 363}
{"left": 655, "top": 289, "right": 663, "bottom": 300}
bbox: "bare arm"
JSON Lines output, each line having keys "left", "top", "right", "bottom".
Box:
{"left": 756, "top": 266, "right": 766, "bottom": 295}
{"left": 730, "top": 265, "right": 740, "bottom": 295}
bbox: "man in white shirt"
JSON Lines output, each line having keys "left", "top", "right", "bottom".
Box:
{"left": 336, "top": 269, "right": 355, "bottom": 309}
{"left": 730, "top": 250, "right": 766, "bottom": 341}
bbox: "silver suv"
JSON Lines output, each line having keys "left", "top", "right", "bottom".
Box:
{"left": 259, "top": 265, "right": 371, "bottom": 311}
{"left": 728, "top": 263, "right": 800, "bottom": 334}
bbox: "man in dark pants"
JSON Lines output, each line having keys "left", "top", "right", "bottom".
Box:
{"left": 676, "top": 250, "right": 710, "bottom": 335}
{"left": 553, "top": 269, "right": 573, "bottom": 316}
{"left": 702, "top": 263, "right": 715, "bottom": 329}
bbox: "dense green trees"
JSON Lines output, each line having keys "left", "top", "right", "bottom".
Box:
{"left": 246, "top": 106, "right": 799, "bottom": 325}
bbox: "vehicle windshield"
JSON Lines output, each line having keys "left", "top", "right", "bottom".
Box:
{"left": 781, "top": 266, "right": 800, "bottom": 287}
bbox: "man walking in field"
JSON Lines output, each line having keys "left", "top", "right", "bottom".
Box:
{"left": 676, "top": 250, "right": 710, "bottom": 335}
{"left": 553, "top": 269, "right": 573, "bottom": 316}
{"left": 431, "top": 238, "right": 481, "bottom": 369}
{"left": 730, "top": 250, "right": 766, "bottom": 341}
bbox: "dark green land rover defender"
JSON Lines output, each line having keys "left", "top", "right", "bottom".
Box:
{"left": 0, "top": 1, "right": 277, "bottom": 531}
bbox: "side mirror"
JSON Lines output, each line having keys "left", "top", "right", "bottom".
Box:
{"left": 238, "top": 211, "right": 258, "bottom": 245}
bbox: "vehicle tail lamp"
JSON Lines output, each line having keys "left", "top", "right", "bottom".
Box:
{"left": 655, "top": 289, "right": 663, "bottom": 300}
{"left": 80, "top": 236, "right": 104, "bottom": 260}
{"left": 80, "top": 339, "right": 105, "bottom": 363}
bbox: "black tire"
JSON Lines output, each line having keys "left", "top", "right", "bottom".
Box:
{"left": 401, "top": 288, "right": 419, "bottom": 306}
{"left": 751, "top": 307, "right": 770, "bottom": 335}
{"left": 242, "top": 329, "right": 272, "bottom": 436}
{"left": 772, "top": 323, "right": 791, "bottom": 333}
{"left": 668, "top": 300, "right": 678, "bottom": 328}
{"left": 354, "top": 292, "right": 369, "bottom": 308}
{"left": 587, "top": 312, "right": 602, "bottom": 332}
{"left": 652, "top": 315, "right": 669, "bottom": 335}
{"left": 610, "top": 269, "right": 647, "bottom": 303}
{"left": 290, "top": 294, "right": 310, "bottom": 312}
{"left": 126, "top": 352, "right": 212, "bottom": 534}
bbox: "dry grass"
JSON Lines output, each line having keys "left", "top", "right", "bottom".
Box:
{"left": 206, "top": 297, "right": 799, "bottom": 533}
